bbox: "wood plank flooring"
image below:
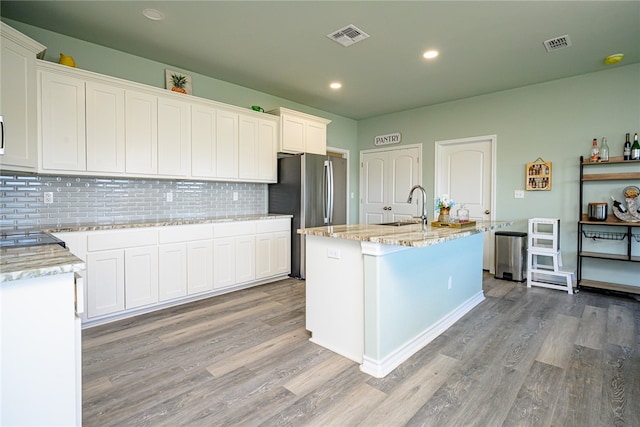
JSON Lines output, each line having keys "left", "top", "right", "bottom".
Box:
{"left": 82, "top": 273, "right": 640, "bottom": 426}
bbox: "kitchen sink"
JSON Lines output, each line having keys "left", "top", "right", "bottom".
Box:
{"left": 378, "top": 221, "right": 416, "bottom": 226}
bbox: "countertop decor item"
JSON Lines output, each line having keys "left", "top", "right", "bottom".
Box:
{"left": 526, "top": 157, "right": 552, "bottom": 190}
{"left": 165, "top": 69, "right": 192, "bottom": 94}
{"left": 435, "top": 194, "right": 454, "bottom": 222}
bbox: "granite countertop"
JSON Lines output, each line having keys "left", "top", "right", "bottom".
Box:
{"left": 37, "top": 213, "right": 293, "bottom": 234}
{"left": 1, "top": 245, "right": 85, "bottom": 283}
{"left": 298, "top": 220, "right": 513, "bottom": 248}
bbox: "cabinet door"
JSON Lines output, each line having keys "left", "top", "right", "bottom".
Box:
{"left": 273, "top": 231, "right": 291, "bottom": 275}
{"left": 280, "top": 114, "right": 305, "bottom": 153}
{"left": 191, "top": 104, "right": 216, "bottom": 177}
{"left": 86, "top": 250, "right": 124, "bottom": 318}
{"left": 235, "top": 235, "right": 255, "bottom": 284}
{"left": 255, "top": 233, "right": 274, "bottom": 279}
{"left": 86, "top": 81, "right": 125, "bottom": 173}
{"left": 187, "top": 240, "right": 213, "bottom": 294}
{"left": 158, "top": 96, "right": 189, "bottom": 176}
{"left": 158, "top": 243, "right": 187, "bottom": 301}
{"left": 213, "top": 237, "right": 236, "bottom": 288}
{"left": 40, "top": 71, "right": 86, "bottom": 171}
{"left": 305, "top": 120, "right": 327, "bottom": 155}
{"left": 124, "top": 246, "right": 158, "bottom": 309}
{"left": 216, "top": 110, "right": 238, "bottom": 179}
{"left": 125, "top": 90, "right": 157, "bottom": 174}
{"left": 0, "top": 33, "right": 38, "bottom": 171}
{"left": 257, "top": 119, "right": 277, "bottom": 182}
{"left": 238, "top": 115, "right": 259, "bottom": 180}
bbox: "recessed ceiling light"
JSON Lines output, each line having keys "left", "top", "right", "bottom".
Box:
{"left": 330, "top": 82, "right": 342, "bottom": 90}
{"left": 604, "top": 53, "right": 624, "bottom": 65}
{"left": 423, "top": 50, "right": 439, "bottom": 59}
{"left": 142, "top": 8, "right": 164, "bottom": 21}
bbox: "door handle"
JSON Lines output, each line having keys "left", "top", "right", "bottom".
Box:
{"left": 484, "top": 210, "right": 491, "bottom": 214}
{"left": 383, "top": 206, "right": 392, "bottom": 211}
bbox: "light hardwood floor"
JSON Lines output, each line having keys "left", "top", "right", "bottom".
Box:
{"left": 82, "top": 273, "right": 640, "bottom": 426}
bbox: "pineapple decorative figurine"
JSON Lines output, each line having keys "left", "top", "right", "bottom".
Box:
{"left": 170, "top": 73, "right": 188, "bottom": 94}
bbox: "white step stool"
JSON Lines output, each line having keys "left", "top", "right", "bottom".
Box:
{"left": 527, "top": 218, "right": 575, "bottom": 294}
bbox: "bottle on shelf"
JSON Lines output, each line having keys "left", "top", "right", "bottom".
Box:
{"left": 590, "top": 138, "right": 600, "bottom": 162}
{"left": 600, "top": 136, "right": 609, "bottom": 162}
{"left": 632, "top": 133, "right": 640, "bottom": 160}
{"left": 623, "top": 133, "right": 631, "bottom": 160}
{"left": 610, "top": 196, "right": 628, "bottom": 213}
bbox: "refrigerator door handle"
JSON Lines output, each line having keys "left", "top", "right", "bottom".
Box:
{"left": 323, "top": 160, "right": 334, "bottom": 224}
{"left": 0, "top": 115, "right": 5, "bottom": 155}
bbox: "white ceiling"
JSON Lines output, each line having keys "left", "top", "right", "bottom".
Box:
{"left": 2, "top": 1, "right": 639, "bottom": 120}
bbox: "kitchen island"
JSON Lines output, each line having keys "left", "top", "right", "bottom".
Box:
{"left": 298, "top": 220, "right": 512, "bottom": 378}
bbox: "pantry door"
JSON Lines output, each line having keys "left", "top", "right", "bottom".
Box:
{"left": 435, "top": 135, "right": 496, "bottom": 272}
{"left": 360, "top": 145, "right": 422, "bottom": 224}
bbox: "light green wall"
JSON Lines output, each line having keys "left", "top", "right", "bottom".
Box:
{"left": 358, "top": 64, "right": 640, "bottom": 283}
{"left": 3, "top": 18, "right": 360, "bottom": 223}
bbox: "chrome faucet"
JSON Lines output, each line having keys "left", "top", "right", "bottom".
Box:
{"left": 407, "top": 185, "right": 428, "bottom": 228}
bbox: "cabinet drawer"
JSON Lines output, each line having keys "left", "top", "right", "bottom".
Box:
{"left": 256, "top": 218, "right": 290, "bottom": 233}
{"left": 158, "top": 224, "right": 213, "bottom": 244}
{"left": 213, "top": 221, "right": 256, "bottom": 238}
{"left": 87, "top": 229, "right": 157, "bottom": 251}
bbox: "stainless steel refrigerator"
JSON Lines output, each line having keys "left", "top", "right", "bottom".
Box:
{"left": 268, "top": 153, "right": 347, "bottom": 279}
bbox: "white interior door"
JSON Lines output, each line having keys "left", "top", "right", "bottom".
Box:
{"left": 360, "top": 145, "right": 421, "bottom": 224}
{"left": 435, "top": 135, "right": 496, "bottom": 272}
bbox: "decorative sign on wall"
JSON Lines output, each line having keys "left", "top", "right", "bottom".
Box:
{"left": 374, "top": 132, "right": 402, "bottom": 146}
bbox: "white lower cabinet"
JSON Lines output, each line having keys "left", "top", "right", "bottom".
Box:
{"left": 213, "top": 221, "right": 256, "bottom": 289}
{"left": 125, "top": 246, "right": 159, "bottom": 308}
{"left": 187, "top": 240, "right": 213, "bottom": 294}
{"left": 69, "top": 219, "right": 288, "bottom": 324}
{"left": 256, "top": 219, "right": 291, "bottom": 279}
{"left": 86, "top": 250, "right": 124, "bottom": 318}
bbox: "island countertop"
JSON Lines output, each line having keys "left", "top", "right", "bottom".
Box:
{"left": 1, "top": 245, "right": 85, "bottom": 283}
{"left": 298, "top": 220, "right": 513, "bottom": 248}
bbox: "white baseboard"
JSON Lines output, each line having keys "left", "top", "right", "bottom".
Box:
{"left": 360, "top": 291, "right": 485, "bottom": 378}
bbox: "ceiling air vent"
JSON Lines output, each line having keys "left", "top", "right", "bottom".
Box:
{"left": 543, "top": 35, "right": 572, "bottom": 52}
{"left": 327, "top": 24, "right": 370, "bottom": 47}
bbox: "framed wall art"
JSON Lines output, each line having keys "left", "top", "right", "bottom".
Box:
{"left": 165, "top": 69, "right": 192, "bottom": 95}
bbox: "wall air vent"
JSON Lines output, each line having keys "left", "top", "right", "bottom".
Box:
{"left": 543, "top": 35, "right": 572, "bottom": 52}
{"left": 327, "top": 24, "right": 370, "bottom": 47}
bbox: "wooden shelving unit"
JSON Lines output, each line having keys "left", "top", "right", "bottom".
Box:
{"left": 526, "top": 159, "right": 552, "bottom": 190}
{"left": 577, "top": 156, "right": 640, "bottom": 295}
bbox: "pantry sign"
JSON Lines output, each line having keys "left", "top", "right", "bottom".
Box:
{"left": 374, "top": 132, "right": 401, "bottom": 146}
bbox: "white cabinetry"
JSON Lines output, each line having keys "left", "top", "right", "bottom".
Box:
{"left": 40, "top": 71, "right": 86, "bottom": 171}
{"left": 125, "top": 246, "right": 159, "bottom": 308}
{"left": 270, "top": 107, "right": 330, "bottom": 155}
{"left": 58, "top": 219, "right": 289, "bottom": 325}
{"left": 158, "top": 96, "right": 190, "bottom": 176}
{"left": 239, "top": 115, "right": 278, "bottom": 182}
{"left": 256, "top": 219, "right": 291, "bottom": 279}
{"left": 86, "top": 81, "right": 125, "bottom": 173}
{"left": 191, "top": 103, "right": 217, "bottom": 177}
{"left": 158, "top": 224, "right": 213, "bottom": 299}
{"left": 213, "top": 221, "right": 256, "bottom": 288}
{"left": 0, "top": 22, "right": 45, "bottom": 172}
{"left": 216, "top": 110, "right": 239, "bottom": 179}
{"left": 85, "top": 229, "right": 158, "bottom": 317}
{"left": 125, "top": 90, "right": 158, "bottom": 174}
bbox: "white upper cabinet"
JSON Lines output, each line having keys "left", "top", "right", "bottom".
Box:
{"left": 191, "top": 103, "right": 217, "bottom": 177}
{"left": 158, "top": 96, "right": 190, "bottom": 176}
{"left": 125, "top": 90, "right": 158, "bottom": 175}
{"left": 40, "top": 71, "right": 86, "bottom": 171}
{"left": 0, "top": 22, "right": 45, "bottom": 172}
{"left": 238, "top": 115, "right": 278, "bottom": 182}
{"left": 86, "top": 81, "right": 125, "bottom": 173}
{"left": 215, "top": 109, "right": 238, "bottom": 179}
{"left": 270, "top": 107, "right": 331, "bottom": 155}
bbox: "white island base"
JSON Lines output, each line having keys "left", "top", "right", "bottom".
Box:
{"left": 305, "top": 232, "right": 485, "bottom": 378}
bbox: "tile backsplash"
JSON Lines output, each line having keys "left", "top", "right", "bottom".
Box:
{"left": 0, "top": 173, "right": 267, "bottom": 230}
